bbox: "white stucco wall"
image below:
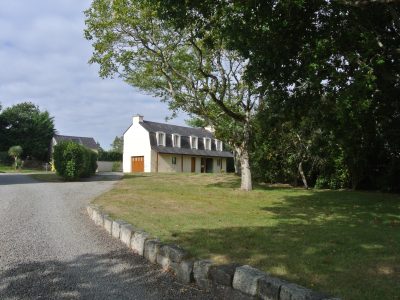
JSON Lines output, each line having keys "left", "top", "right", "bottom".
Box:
{"left": 156, "top": 154, "right": 227, "bottom": 173}
{"left": 123, "top": 121, "right": 152, "bottom": 173}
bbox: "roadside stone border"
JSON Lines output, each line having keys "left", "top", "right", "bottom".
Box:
{"left": 86, "top": 205, "right": 340, "bottom": 300}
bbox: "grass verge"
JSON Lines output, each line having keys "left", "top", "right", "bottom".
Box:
{"left": 29, "top": 173, "right": 63, "bottom": 182}
{"left": 0, "top": 164, "right": 48, "bottom": 173}
{"left": 93, "top": 173, "right": 400, "bottom": 300}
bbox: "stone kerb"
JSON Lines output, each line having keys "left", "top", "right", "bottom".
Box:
{"left": 86, "top": 206, "right": 340, "bottom": 300}
{"left": 112, "top": 220, "right": 126, "bottom": 239}
{"left": 131, "top": 231, "right": 150, "bottom": 255}
{"left": 120, "top": 224, "right": 134, "bottom": 246}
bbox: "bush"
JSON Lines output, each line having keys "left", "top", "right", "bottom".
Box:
{"left": 112, "top": 161, "right": 122, "bottom": 172}
{"left": 98, "top": 150, "right": 122, "bottom": 161}
{"left": 0, "top": 151, "right": 13, "bottom": 165}
{"left": 53, "top": 141, "right": 97, "bottom": 181}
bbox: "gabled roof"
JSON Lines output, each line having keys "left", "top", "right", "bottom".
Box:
{"left": 53, "top": 134, "right": 99, "bottom": 150}
{"left": 139, "top": 120, "right": 233, "bottom": 158}
{"left": 140, "top": 120, "right": 214, "bottom": 139}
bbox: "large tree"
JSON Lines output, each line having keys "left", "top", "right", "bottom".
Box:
{"left": 85, "top": 0, "right": 265, "bottom": 190}
{"left": 0, "top": 102, "right": 55, "bottom": 161}
{"left": 110, "top": 136, "right": 123, "bottom": 153}
{"left": 155, "top": 0, "right": 400, "bottom": 190}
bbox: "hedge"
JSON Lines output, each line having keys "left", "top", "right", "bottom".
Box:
{"left": 98, "top": 150, "right": 122, "bottom": 161}
{"left": 53, "top": 141, "right": 97, "bottom": 180}
{"left": 0, "top": 151, "right": 13, "bottom": 165}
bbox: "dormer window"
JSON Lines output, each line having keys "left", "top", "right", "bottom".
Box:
{"left": 190, "top": 136, "right": 198, "bottom": 149}
{"left": 215, "top": 140, "right": 223, "bottom": 151}
{"left": 204, "top": 137, "right": 211, "bottom": 150}
{"left": 172, "top": 134, "right": 181, "bottom": 148}
{"left": 156, "top": 131, "right": 166, "bottom": 146}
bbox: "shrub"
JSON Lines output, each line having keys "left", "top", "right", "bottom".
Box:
{"left": 98, "top": 150, "right": 122, "bottom": 161}
{"left": 0, "top": 151, "right": 13, "bottom": 165}
{"left": 53, "top": 141, "right": 97, "bottom": 180}
{"left": 112, "top": 161, "right": 122, "bottom": 172}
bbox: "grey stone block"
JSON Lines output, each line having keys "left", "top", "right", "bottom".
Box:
{"left": 232, "top": 265, "right": 266, "bottom": 296}
{"left": 193, "top": 260, "right": 213, "bottom": 290}
{"left": 156, "top": 253, "right": 170, "bottom": 270}
{"left": 280, "top": 283, "right": 326, "bottom": 300}
{"left": 86, "top": 205, "right": 95, "bottom": 218}
{"left": 91, "top": 209, "right": 98, "bottom": 223}
{"left": 103, "top": 216, "right": 113, "bottom": 234}
{"left": 130, "top": 231, "right": 150, "bottom": 255}
{"left": 144, "top": 239, "right": 162, "bottom": 264}
{"left": 170, "top": 260, "right": 194, "bottom": 284}
{"left": 93, "top": 210, "right": 105, "bottom": 226}
{"left": 209, "top": 263, "right": 240, "bottom": 287}
{"left": 258, "top": 275, "right": 287, "bottom": 300}
{"left": 120, "top": 224, "right": 134, "bottom": 246}
{"left": 158, "top": 244, "right": 188, "bottom": 263}
{"left": 111, "top": 220, "right": 126, "bottom": 239}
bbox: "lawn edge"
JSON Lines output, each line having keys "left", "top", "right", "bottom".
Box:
{"left": 86, "top": 205, "right": 340, "bottom": 300}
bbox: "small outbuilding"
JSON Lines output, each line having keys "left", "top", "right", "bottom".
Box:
{"left": 52, "top": 134, "right": 99, "bottom": 152}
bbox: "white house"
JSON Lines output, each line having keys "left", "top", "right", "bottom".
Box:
{"left": 123, "top": 115, "right": 233, "bottom": 173}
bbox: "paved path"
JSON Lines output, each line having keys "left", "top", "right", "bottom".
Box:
{"left": 0, "top": 173, "right": 216, "bottom": 299}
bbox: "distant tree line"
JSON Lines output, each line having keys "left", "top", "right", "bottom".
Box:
{"left": 0, "top": 102, "right": 55, "bottom": 162}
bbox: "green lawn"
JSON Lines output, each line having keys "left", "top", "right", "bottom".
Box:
{"left": 0, "top": 164, "right": 48, "bottom": 174}
{"left": 93, "top": 173, "right": 400, "bottom": 300}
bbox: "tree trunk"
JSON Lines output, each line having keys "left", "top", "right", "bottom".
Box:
{"left": 235, "top": 146, "right": 252, "bottom": 191}
{"left": 233, "top": 149, "right": 241, "bottom": 175}
{"left": 298, "top": 161, "right": 308, "bottom": 189}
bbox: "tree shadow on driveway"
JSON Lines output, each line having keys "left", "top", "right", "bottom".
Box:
{"left": 0, "top": 250, "right": 213, "bottom": 300}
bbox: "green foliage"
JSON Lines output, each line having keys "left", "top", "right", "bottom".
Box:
{"left": 0, "top": 151, "right": 13, "bottom": 165}
{"left": 110, "top": 136, "right": 123, "bottom": 153}
{"left": 85, "top": 0, "right": 262, "bottom": 190}
{"left": 8, "top": 145, "right": 23, "bottom": 157}
{"left": 157, "top": 0, "right": 400, "bottom": 191}
{"left": 0, "top": 102, "right": 55, "bottom": 161}
{"left": 112, "top": 161, "right": 122, "bottom": 172}
{"left": 53, "top": 141, "right": 97, "bottom": 181}
{"left": 8, "top": 145, "right": 23, "bottom": 170}
{"left": 98, "top": 149, "right": 122, "bottom": 161}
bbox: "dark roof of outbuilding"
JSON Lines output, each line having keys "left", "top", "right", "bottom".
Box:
{"left": 53, "top": 134, "right": 99, "bottom": 150}
{"left": 140, "top": 120, "right": 233, "bottom": 158}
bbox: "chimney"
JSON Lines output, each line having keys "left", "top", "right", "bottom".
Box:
{"left": 133, "top": 115, "right": 144, "bottom": 124}
{"left": 204, "top": 125, "right": 215, "bottom": 133}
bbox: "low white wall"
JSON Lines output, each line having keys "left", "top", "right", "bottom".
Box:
{"left": 97, "top": 161, "right": 114, "bottom": 172}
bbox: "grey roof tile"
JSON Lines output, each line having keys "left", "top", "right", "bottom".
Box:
{"left": 53, "top": 134, "right": 98, "bottom": 150}
{"left": 140, "top": 121, "right": 233, "bottom": 158}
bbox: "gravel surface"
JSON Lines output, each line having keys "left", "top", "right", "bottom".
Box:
{"left": 0, "top": 173, "right": 220, "bottom": 300}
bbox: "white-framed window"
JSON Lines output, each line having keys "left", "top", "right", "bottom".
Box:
{"left": 190, "top": 136, "right": 198, "bottom": 149}
{"left": 172, "top": 134, "right": 181, "bottom": 148}
{"left": 172, "top": 157, "right": 177, "bottom": 165}
{"left": 215, "top": 139, "right": 223, "bottom": 151}
{"left": 156, "top": 131, "right": 166, "bottom": 146}
{"left": 204, "top": 137, "right": 211, "bottom": 150}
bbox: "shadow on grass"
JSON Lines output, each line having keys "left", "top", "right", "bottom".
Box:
{"left": 171, "top": 191, "right": 400, "bottom": 300}
{"left": 206, "top": 177, "right": 298, "bottom": 191}
{"left": 0, "top": 250, "right": 212, "bottom": 300}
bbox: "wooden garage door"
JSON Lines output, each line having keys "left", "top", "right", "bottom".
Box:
{"left": 131, "top": 156, "right": 144, "bottom": 172}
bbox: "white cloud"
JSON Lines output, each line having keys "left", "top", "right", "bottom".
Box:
{"left": 0, "top": 0, "right": 187, "bottom": 149}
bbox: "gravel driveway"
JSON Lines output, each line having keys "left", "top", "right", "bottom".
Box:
{"left": 0, "top": 173, "right": 218, "bottom": 300}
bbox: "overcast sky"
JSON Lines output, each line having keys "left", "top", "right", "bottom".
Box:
{"left": 0, "top": 0, "right": 187, "bottom": 149}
